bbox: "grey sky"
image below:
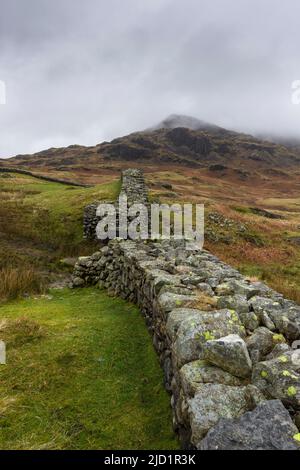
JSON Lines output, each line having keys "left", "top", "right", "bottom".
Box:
{"left": 0, "top": 0, "right": 300, "bottom": 158}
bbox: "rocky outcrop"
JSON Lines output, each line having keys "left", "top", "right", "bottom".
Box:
{"left": 73, "top": 169, "right": 300, "bottom": 450}
{"left": 166, "top": 128, "right": 212, "bottom": 155}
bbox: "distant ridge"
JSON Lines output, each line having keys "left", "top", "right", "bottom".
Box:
{"left": 2, "top": 114, "right": 300, "bottom": 173}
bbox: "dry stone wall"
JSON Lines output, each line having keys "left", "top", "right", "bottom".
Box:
{"left": 73, "top": 169, "right": 300, "bottom": 450}
{"left": 83, "top": 168, "right": 148, "bottom": 240}
{"left": 0, "top": 167, "right": 90, "bottom": 187}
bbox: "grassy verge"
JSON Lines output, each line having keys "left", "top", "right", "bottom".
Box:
{"left": 0, "top": 267, "right": 46, "bottom": 301}
{"left": 0, "top": 173, "right": 120, "bottom": 300}
{"left": 0, "top": 288, "right": 178, "bottom": 450}
{"left": 0, "top": 173, "right": 120, "bottom": 252}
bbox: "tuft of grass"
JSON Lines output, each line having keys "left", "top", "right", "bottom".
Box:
{"left": 0, "top": 288, "right": 178, "bottom": 450}
{"left": 0, "top": 317, "right": 45, "bottom": 348}
{"left": 186, "top": 291, "right": 218, "bottom": 311}
{"left": 0, "top": 175, "right": 120, "bottom": 253}
{"left": 266, "top": 278, "right": 300, "bottom": 305}
{"left": 0, "top": 267, "right": 45, "bottom": 301}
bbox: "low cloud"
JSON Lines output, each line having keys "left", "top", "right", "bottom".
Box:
{"left": 0, "top": 0, "right": 300, "bottom": 157}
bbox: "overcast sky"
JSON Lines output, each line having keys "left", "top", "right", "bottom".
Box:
{"left": 0, "top": 0, "right": 300, "bottom": 158}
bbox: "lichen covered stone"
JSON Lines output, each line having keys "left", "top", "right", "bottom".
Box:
{"left": 199, "top": 400, "right": 300, "bottom": 450}
{"left": 188, "top": 384, "right": 251, "bottom": 446}
{"left": 172, "top": 311, "right": 246, "bottom": 368}
{"left": 203, "top": 334, "right": 252, "bottom": 378}
{"left": 252, "top": 350, "right": 300, "bottom": 407}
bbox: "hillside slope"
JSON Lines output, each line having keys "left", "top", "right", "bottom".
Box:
{"left": 2, "top": 116, "right": 300, "bottom": 177}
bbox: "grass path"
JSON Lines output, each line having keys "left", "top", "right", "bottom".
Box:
{"left": 0, "top": 288, "right": 178, "bottom": 450}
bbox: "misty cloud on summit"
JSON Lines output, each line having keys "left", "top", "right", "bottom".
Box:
{"left": 0, "top": 0, "right": 300, "bottom": 157}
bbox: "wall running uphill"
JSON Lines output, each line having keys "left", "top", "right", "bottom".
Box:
{"left": 73, "top": 169, "right": 300, "bottom": 450}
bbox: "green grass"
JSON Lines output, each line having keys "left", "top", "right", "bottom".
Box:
{"left": 0, "top": 173, "right": 120, "bottom": 248}
{"left": 0, "top": 174, "right": 178, "bottom": 449}
{"left": 0, "top": 174, "right": 121, "bottom": 290}
{"left": 0, "top": 288, "right": 178, "bottom": 450}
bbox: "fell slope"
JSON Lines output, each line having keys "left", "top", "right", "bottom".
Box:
{"left": 2, "top": 116, "right": 300, "bottom": 178}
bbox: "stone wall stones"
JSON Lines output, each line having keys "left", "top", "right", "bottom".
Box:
{"left": 72, "top": 239, "right": 300, "bottom": 449}
{"left": 73, "top": 169, "right": 300, "bottom": 450}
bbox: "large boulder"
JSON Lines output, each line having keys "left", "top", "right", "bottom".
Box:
{"left": 203, "top": 334, "right": 252, "bottom": 378}
{"left": 199, "top": 400, "right": 300, "bottom": 450}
